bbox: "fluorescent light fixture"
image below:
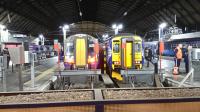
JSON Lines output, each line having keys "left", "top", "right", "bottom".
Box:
{"left": 118, "top": 24, "right": 123, "bottom": 29}
{"left": 123, "top": 12, "right": 127, "bottom": 16}
{"left": 112, "top": 24, "right": 117, "bottom": 29}
{"left": 79, "top": 12, "right": 82, "bottom": 17}
{"left": 103, "top": 34, "right": 108, "bottom": 38}
{"left": 0, "top": 24, "right": 5, "bottom": 29}
{"left": 159, "top": 22, "right": 167, "bottom": 29}
{"left": 63, "top": 24, "right": 69, "bottom": 31}
{"left": 39, "top": 34, "right": 43, "bottom": 38}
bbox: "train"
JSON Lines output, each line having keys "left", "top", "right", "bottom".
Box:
{"left": 144, "top": 32, "right": 200, "bottom": 57}
{"left": 106, "top": 34, "right": 143, "bottom": 80}
{"left": 64, "top": 34, "right": 99, "bottom": 70}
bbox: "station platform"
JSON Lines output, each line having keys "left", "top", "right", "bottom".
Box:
{"left": 0, "top": 57, "right": 58, "bottom": 92}
{"left": 158, "top": 56, "right": 200, "bottom": 87}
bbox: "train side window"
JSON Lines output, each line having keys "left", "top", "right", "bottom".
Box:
{"left": 113, "top": 43, "right": 120, "bottom": 53}
{"left": 135, "top": 43, "right": 141, "bottom": 52}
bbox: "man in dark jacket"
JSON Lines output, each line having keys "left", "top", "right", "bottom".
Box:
{"left": 182, "top": 45, "right": 189, "bottom": 73}
{"left": 3, "top": 48, "right": 10, "bottom": 69}
{"left": 145, "top": 47, "right": 152, "bottom": 67}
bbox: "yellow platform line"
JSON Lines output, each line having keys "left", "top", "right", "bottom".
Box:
{"left": 24, "top": 66, "right": 57, "bottom": 85}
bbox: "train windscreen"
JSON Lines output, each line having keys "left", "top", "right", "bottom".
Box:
{"left": 135, "top": 43, "right": 141, "bottom": 52}
{"left": 89, "top": 45, "right": 95, "bottom": 56}
{"left": 113, "top": 43, "right": 120, "bottom": 53}
{"left": 66, "top": 43, "right": 74, "bottom": 55}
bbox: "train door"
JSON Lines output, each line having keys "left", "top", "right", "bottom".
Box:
{"left": 125, "top": 41, "right": 133, "bottom": 68}
{"left": 121, "top": 38, "right": 135, "bottom": 69}
{"left": 75, "top": 38, "right": 87, "bottom": 68}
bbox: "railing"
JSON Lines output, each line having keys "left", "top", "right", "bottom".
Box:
{"left": 0, "top": 88, "right": 200, "bottom": 112}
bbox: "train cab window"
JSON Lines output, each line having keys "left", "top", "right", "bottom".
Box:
{"left": 66, "top": 43, "right": 74, "bottom": 54}
{"left": 135, "top": 43, "right": 141, "bottom": 52}
{"left": 89, "top": 47, "right": 95, "bottom": 56}
{"left": 113, "top": 43, "right": 120, "bottom": 53}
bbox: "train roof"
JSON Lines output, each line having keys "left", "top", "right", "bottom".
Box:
{"left": 112, "top": 34, "right": 142, "bottom": 41}
{"left": 169, "top": 32, "right": 200, "bottom": 41}
{"left": 66, "top": 34, "right": 96, "bottom": 41}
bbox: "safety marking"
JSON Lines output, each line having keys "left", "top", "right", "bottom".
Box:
{"left": 24, "top": 66, "right": 57, "bottom": 85}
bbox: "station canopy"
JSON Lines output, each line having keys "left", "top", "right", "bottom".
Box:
{"left": 0, "top": 0, "right": 200, "bottom": 37}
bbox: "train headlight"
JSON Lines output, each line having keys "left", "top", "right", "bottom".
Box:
{"left": 135, "top": 61, "right": 140, "bottom": 64}
{"left": 66, "top": 56, "right": 74, "bottom": 63}
{"left": 114, "top": 61, "right": 120, "bottom": 65}
{"left": 88, "top": 56, "right": 95, "bottom": 63}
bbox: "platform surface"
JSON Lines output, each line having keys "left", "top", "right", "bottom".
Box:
{"left": 0, "top": 57, "right": 59, "bottom": 92}
{"left": 159, "top": 56, "right": 200, "bottom": 87}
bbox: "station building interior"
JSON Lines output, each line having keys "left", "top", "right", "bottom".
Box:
{"left": 0, "top": 0, "right": 200, "bottom": 112}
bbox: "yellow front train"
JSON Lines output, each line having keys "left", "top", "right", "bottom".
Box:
{"left": 108, "top": 34, "right": 143, "bottom": 80}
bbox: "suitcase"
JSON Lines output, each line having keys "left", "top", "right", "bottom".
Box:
{"left": 173, "top": 59, "right": 179, "bottom": 75}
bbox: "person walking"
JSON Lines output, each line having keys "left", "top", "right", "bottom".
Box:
{"left": 174, "top": 44, "right": 183, "bottom": 72}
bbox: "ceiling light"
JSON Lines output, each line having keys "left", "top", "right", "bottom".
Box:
{"left": 79, "top": 12, "right": 82, "bottom": 17}
{"left": 118, "top": 24, "right": 123, "bottom": 29}
{"left": 63, "top": 24, "right": 69, "bottom": 30}
{"left": 123, "top": 12, "right": 127, "bottom": 16}
{"left": 0, "top": 24, "right": 5, "bottom": 29}
{"left": 112, "top": 24, "right": 117, "bottom": 29}
{"left": 159, "top": 22, "right": 167, "bottom": 29}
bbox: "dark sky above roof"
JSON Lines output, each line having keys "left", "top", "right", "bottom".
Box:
{"left": 0, "top": 0, "right": 200, "bottom": 36}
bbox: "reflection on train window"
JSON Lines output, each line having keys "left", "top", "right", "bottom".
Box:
{"left": 135, "top": 43, "right": 141, "bottom": 52}
{"left": 113, "top": 43, "right": 120, "bottom": 53}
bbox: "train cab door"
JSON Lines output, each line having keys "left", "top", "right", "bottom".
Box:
{"left": 75, "top": 38, "right": 87, "bottom": 68}
{"left": 121, "top": 38, "right": 135, "bottom": 69}
{"left": 125, "top": 41, "right": 133, "bottom": 68}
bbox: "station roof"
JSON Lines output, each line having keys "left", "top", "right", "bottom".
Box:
{"left": 0, "top": 0, "right": 200, "bottom": 36}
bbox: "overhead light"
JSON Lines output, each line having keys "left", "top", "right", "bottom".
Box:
{"left": 0, "top": 24, "right": 5, "bottom": 29}
{"left": 118, "top": 24, "right": 123, "bottom": 29}
{"left": 159, "top": 22, "right": 167, "bottom": 29}
{"left": 63, "top": 24, "right": 69, "bottom": 31}
{"left": 112, "top": 24, "right": 117, "bottom": 29}
{"left": 112, "top": 23, "right": 123, "bottom": 35}
{"left": 59, "top": 26, "right": 63, "bottom": 29}
{"left": 79, "top": 12, "right": 82, "bottom": 17}
{"left": 70, "top": 23, "right": 75, "bottom": 26}
{"left": 123, "top": 12, "right": 127, "bottom": 16}
{"left": 39, "top": 34, "right": 44, "bottom": 39}
{"left": 103, "top": 34, "right": 108, "bottom": 38}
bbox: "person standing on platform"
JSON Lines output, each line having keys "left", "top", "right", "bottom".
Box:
{"left": 147, "top": 48, "right": 152, "bottom": 67}
{"left": 144, "top": 47, "right": 149, "bottom": 67}
{"left": 182, "top": 45, "right": 189, "bottom": 73}
{"left": 174, "top": 44, "right": 183, "bottom": 72}
{"left": 3, "top": 48, "right": 10, "bottom": 69}
{"left": 144, "top": 47, "right": 152, "bottom": 67}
